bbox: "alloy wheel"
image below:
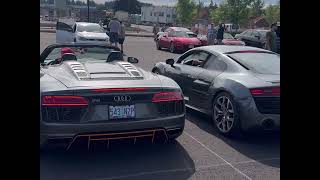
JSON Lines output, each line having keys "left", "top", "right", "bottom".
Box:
{"left": 214, "top": 96, "right": 235, "bottom": 133}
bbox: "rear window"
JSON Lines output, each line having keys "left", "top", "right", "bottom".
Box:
{"left": 228, "top": 53, "right": 280, "bottom": 74}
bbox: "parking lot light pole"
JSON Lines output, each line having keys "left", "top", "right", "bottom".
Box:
{"left": 87, "top": 0, "right": 90, "bottom": 22}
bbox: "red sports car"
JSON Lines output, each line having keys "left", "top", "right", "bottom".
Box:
{"left": 156, "top": 27, "right": 202, "bottom": 53}
{"left": 200, "top": 33, "right": 246, "bottom": 46}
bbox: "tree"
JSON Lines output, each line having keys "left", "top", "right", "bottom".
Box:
{"left": 114, "top": 0, "right": 141, "bottom": 14}
{"left": 209, "top": 0, "right": 252, "bottom": 27}
{"left": 264, "top": 4, "right": 280, "bottom": 24}
{"left": 209, "top": 3, "right": 229, "bottom": 24}
{"left": 176, "top": 0, "right": 197, "bottom": 26}
{"left": 250, "top": 0, "right": 264, "bottom": 17}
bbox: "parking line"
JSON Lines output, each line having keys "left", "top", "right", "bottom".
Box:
{"left": 183, "top": 131, "right": 253, "bottom": 180}
{"left": 93, "top": 157, "right": 279, "bottom": 180}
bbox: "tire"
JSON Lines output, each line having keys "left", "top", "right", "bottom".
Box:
{"left": 169, "top": 42, "right": 175, "bottom": 53}
{"left": 212, "top": 92, "right": 241, "bottom": 137}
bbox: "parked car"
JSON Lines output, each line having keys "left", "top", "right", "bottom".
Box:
{"left": 197, "top": 33, "right": 245, "bottom": 46}
{"left": 56, "top": 22, "right": 110, "bottom": 45}
{"left": 152, "top": 46, "right": 280, "bottom": 136}
{"left": 235, "top": 29, "right": 268, "bottom": 49}
{"left": 40, "top": 44, "right": 185, "bottom": 150}
{"left": 156, "top": 27, "right": 202, "bottom": 53}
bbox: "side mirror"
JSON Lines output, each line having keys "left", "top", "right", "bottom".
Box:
{"left": 166, "top": 58, "right": 175, "bottom": 67}
{"left": 127, "top": 57, "right": 139, "bottom": 64}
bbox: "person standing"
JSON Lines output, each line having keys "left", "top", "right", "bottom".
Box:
{"left": 108, "top": 17, "right": 121, "bottom": 47}
{"left": 207, "top": 23, "right": 217, "bottom": 45}
{"left": 265, "top": 23, "right": 278, "bottom": 52}
{"left": 216, "top": 23, "right": 225, "bottom": 45}
{"left": 118, "top": 21, "right": 126, "bottom": 53}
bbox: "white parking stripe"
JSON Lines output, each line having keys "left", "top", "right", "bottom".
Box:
{"left": 183, "top": 131, "right": 253, "bottom": 180}
{"left": 93, "top": 157, "right": 279, "bottom": 180}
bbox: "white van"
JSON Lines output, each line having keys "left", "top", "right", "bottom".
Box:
{"left": 224, "top": 23, "right": 240, "bottom": 32}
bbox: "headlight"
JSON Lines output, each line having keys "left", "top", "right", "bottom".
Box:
{"left": 78, "top": 36, "right": 87, "bottom": 41}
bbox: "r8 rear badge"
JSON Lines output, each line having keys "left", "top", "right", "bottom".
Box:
{"left": 114, "top": 95, "right": 131, "bottom": 102}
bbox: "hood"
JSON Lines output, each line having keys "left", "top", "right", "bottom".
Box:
{"left": 252, "top": 73, "right": 280, "bottom": 84}
{"left": 44, "top": 61, "right": 161, "bottom": 88}
{"left": 174, "top": 37, "right": 201, "bottom": 44}
{"left": 77, "top": 32, "right": 108, "bottom": 39}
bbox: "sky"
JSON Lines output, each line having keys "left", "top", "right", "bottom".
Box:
{"left": 81, "top": 0, "right": 279, "bottom": 6}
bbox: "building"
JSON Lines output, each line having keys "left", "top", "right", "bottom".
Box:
{"left": 141, "top": 6, "right": 176, "bottom": 24}
{"left": 40, "top": 0, "right": 98, "bottom": 22}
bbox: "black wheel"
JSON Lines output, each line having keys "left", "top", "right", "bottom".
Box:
{"left": 156, "top": 41, "right": 161, "bottom": 50}
{"left": 212, "top": 92, "right": 241, "bottom": 136}
{"left": 169, "top": 42, "right": 175, "bottom": 53}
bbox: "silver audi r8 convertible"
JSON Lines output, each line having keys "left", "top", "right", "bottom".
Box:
{"left": 152, "top": 45, "right": 280, "bottom": 136}
{"left": 40, "top": 44, "right": 185, "bottom": 150}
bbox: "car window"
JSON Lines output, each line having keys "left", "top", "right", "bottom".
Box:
{"left": 252, "top": 31, "right": 259, "bottom": 37}
{"left": 203, "top": 55, "right": 227, "bottom": 71}
{"left": 243, "top": 30, "right": 252, "bottom": 36}
{"left": 258, "top": 31, "right": 267, "bottom": 39}
{"left": 180, "top": 53, "right": 197, "bottom": 64}
{"left": 43, "top": 46, "right": 116, "bottom": 65}
{"left": 228, "top": 52, "right": 280, "bottom": 74}
{"left": 77, "top": 24, "right": 104, "bottom": 33}
{"left": 180, "top": 51, "right": 210, "bottom": 66}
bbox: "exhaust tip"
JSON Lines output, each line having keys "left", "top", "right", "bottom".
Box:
{"left": 261, "top": 119, "right": 275, "bottom": 130}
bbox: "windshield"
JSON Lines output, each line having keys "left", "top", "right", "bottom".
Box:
{"left": 173, "top": 31, "right": 190, "bottom": 38}
{"left": 43, "top": 46, "right": 120, "bottom": 65}
{"left": 77, "top": 24, "right": 104, "bottom": 33}
{"left": 258, "top": 31, "right": 267, "bottom": 39}
{"left": 224, "top": 33, "right": 234, "bottom": 39}
{"left": 228, "top": 52, "right": 280, "bottom": 74}
{"left": 187, "top": 32, "right": 197, "bottom": 38}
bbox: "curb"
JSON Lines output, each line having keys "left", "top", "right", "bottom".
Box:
{"left": 40, "top": 29, "right": 154, "bottom": 37}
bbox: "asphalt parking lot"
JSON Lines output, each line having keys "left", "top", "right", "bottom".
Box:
{"left": 40, "top": 32, "right": 280, "bottom": 180}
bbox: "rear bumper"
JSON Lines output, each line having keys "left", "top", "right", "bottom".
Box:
{"left": 40, "top": 114, "right": 185, "bottom": 147}
{"left": 237, "top": 97, "right": 280, "bottom": 132}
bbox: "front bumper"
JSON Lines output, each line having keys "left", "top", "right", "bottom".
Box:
{"left": 40, "top": 114, "right": 185, "bottom": 148}
{"left": 175, "top": 44, "right": 201, "bottom": 51}
{"left": 75, "top": 40, "right": 110, "bottom": 45}
{"left": 237, "top": 97, "right": 280, "bottom": 132}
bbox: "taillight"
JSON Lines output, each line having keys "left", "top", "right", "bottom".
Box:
{"left": 42, "top": 96, "right": 88, "bottom": 106}
{"left": 250, "top": 87, "right": 280, "bottom": 96}
{"left": 152, "top": 92, "right": 183, "bottom": 103}
{"left": 92, "top": 87, "right": 147, "bottom": 93}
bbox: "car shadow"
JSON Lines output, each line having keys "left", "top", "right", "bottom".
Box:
{"left": 185, "top": 108, "right": 280, "bottom": 168}
{"left": 40, "top": 141, "right": 195, "bottom": 180}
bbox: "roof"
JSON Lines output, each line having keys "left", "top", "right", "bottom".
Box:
{"left": 194, "top": 45, "right": 272, "bottom": 55}
{"left": 76, "top": 22, "right": 100, "bottom": 26}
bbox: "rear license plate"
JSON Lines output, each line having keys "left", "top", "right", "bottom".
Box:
{"left": 188, "top": 45, "right": 194, "bottom": 48}
{"left": 109, "top": 105, "right": 135, "bottom": 119}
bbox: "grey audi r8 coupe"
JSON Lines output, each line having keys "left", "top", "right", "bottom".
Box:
{"left": 40, "top": 44, "right": 185, "bottom": 150}
{"left": 152, "top": 45, "right": 280, "bottom": 136}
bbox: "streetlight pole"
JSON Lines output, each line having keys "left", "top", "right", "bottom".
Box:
{"left": 87, "top": 0, "right": 90, "bottom": 22}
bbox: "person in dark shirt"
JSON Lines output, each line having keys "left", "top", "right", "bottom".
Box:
{"left": 266, "top": 23, "right": 278, "bottom": 52}
{"left": 216, "top": 23, "right": 225, "bottom": 45}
